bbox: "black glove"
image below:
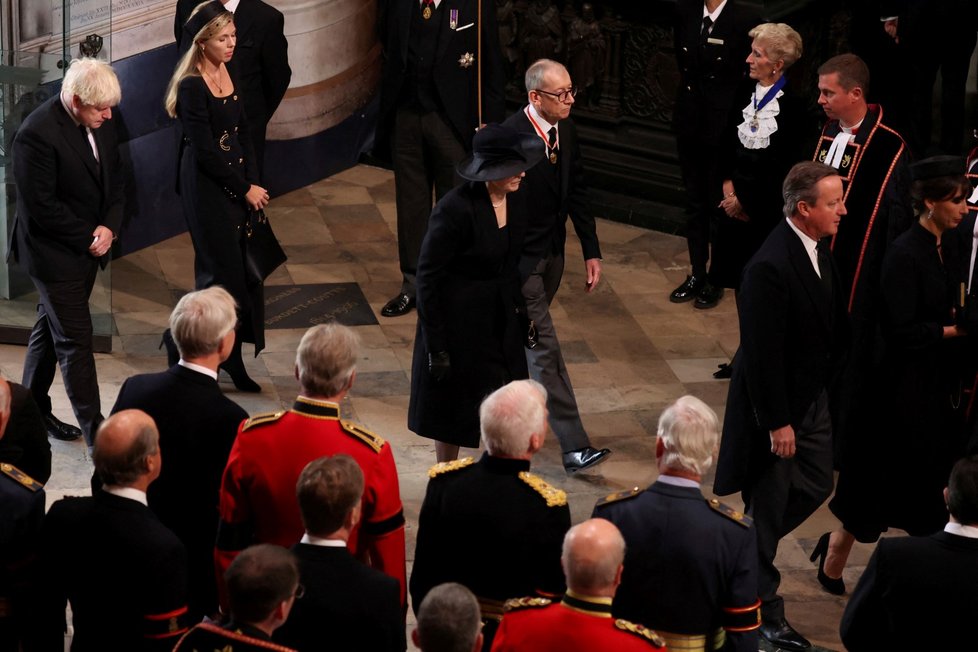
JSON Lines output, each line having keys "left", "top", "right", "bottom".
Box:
{"left": 428, "top": 350, "right": 450, "bottom": 381}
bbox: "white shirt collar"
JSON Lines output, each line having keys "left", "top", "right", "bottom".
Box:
{"left": 786, "top": 217, "right": 822, "bottom": 277}
{"left": 300, "top": 533, "right": 348, "bottom": 548}
{"left": 703, "top": 0, "right": 728, "bottom": 22}
{"left": 657, "top": 474, "right": 700, "bottom": 488}
{"left": 945, "top": 522, "right": 978, "bottom": 539}
{"left": 528, "top": 103, "right": 558, "bottom": 134}
{"left": 178, "top": 360, "right": 219, "bottom": 381}
{"left": 104, "top": 485, "right": 148, "bottom": 506}
{"left": 224, "top": 0, "right": 240, "bottom": 13}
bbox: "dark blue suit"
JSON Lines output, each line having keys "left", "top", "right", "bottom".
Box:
{"left": 593, "top": 481, "right": 760, "bottom": 652}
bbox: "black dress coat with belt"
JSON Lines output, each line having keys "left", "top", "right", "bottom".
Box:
{"left": 177, "top": 75, "right": 266, "bottom": 351}
{"left": 714, "top": 221, "right": 849, "bottom": 496}
{"left": 840, "top": 530, "right": 978, "bottom": 650}
{"left": 174, "top": 0, "right": 291, "bottom": 171}
{"left": 712, "top": 84, "right": 814, "bottom": 289}
{"left": 408, "top": 181, "right": 529, "bottom": 447}
{"left": 111, "top": 364, "right": 247, "bottom": 622}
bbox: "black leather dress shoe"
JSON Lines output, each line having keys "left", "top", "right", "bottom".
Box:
{"left": 563, "top": 447, "right": 612, "bottom": 473}
{"left": 693, "top": 281, "right": 724, "bottom": 309}
{"left": 669, "top": 275, "right": 704, "bottom": 303}
{"left": 45, "top": 414, "right": 83, "bottom": 442}
{"left": 759, "top": 618, "right": 812, "bottom": 651}
{"left": 381, "top": 293, "right": 415, "bottom": 317}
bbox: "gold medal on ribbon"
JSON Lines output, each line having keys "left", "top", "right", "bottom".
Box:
{"left": 549, "top": 150, "right": 558, "bottom": 164}
{"left": 422, "top": 4, "right": 432, "bottom": 19}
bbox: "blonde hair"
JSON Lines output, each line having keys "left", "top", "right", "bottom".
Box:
{"left": 749, "top": 23, "right": 804, "bottom": 69}
{"left": 164, "top": 2, "right": 234, "bottom": 117}
{"left": 63, "top": 58, "right": 121, "bottom": 107}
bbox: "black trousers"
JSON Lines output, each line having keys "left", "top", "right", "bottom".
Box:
{"left": 392, "top": 107, "right": 466, "bottom": 297}
{"left": 744, "top": 390, "right": 834, "bottom": 622}
{"left": 21, "top": 265, "right": 103, "bottom": 447}
{"left": 676, "top": 124, "right": 723, "bottom": 278}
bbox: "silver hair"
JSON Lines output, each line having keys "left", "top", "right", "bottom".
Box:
{"left": 295, "top": 323, "right": 360, "bottom": 397}
{"left": 657, "top": 395, "right": 719, "bottom": 476}
{"left": 524, "top": 58, "right": 567, "bottom": 93}
{"left": 169, "top": 287, "right": 238, "bottom": 360}
{"left": 479, "top": 379, "right": 548, "bottom": 457}
{"left": 416, "top": 583, "right": 482, "bottom": 652}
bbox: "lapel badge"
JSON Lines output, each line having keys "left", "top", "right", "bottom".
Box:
{"left": 450, "top": 8, "right": 458, "bottom": 29}
{"left": 459, "top": 52, "right": 475, "bottom": 68}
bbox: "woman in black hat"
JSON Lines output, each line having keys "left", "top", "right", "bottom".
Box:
{"left": 816, "top": 155, "right": 971, "bottom": 592}
{"left": 408, "top": 124, "right": 545, "bottom": 462}
{"left": 163, "top": 1, "right": 271, "bottom": 391}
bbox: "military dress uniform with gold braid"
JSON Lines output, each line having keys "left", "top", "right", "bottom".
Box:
{"left": 173, "top": 621, "right": 296, "bottom": 652}
{"left": 593, "top": 480, "right": 760, "bottom": 652}
{"left": 490, "top": 591, "right": 667, "bottom": 651}
{"left": 0, "top": 462, "right": 44, "bottom": 652}
{"left": 410, "top": 452, "right": 571, "bottom": 650}
{"left": 215, "top": 397, "right": 406, "bottom": 605}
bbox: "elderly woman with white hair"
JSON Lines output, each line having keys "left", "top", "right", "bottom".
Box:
{"left": 593, "top": 395, "right": 761, "bottom": 652}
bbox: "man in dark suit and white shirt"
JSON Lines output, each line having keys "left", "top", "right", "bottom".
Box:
{"left": 9, "top": 58, "right": 124, "bottom": 446}
{"left": 31, "top": 410, "right": 190, "bottom": 651}
{"left": 841, "top": 454, "right": 978, "bottom": 649}
{"left": 275, "top": 454, "right": 404, "bottom": 651}
{"left": 111, "top": 287, "right": 248, "bottom": 622}
{"left": 501, "top": 59, "right": 609, "bottom": 473}
{"left": 175, "top": 0, "right": 291, "bottom": 175}
{"left": 713, "top": 161, "right": 849, "bottom": 650}
{"left": 376, "top": 0, "right": 505, "bottom": 317}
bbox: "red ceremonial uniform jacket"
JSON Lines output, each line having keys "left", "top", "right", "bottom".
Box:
{"left": 215, "top": 397, "right": 406, "bottom": 605}
{"left": 491, "top": 592, "right": 668, "bottom": 651}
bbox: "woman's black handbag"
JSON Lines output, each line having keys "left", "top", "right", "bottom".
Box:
{"left": 240, "top": 209, "right": 287, "bottom": 286}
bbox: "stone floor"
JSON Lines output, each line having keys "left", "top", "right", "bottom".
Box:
{"left": 0, "top": 164, "right": 888, "bottom": 651}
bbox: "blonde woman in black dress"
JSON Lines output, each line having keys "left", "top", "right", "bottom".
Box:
{"left": 164, "top": 1, "right": 269, "bottom": 391}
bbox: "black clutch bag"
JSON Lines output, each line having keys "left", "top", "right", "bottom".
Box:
{"left": 240, "top": 209, "right": 287, "bottom": 286}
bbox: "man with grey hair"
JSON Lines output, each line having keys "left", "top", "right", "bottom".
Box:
{"left": 216, "top": 323, "right": 406, "bottom": 609}
{"left": 502, "top": 59, "right": 609, "bottom": 473}
{"left": 111, "top": 287, "right": 247, "bottom": 621}
{"left": 493, "top": 519, "right": 666, "bottom": 651}
{"left": 714, "top": 160, "right": 849, "bottom": 650}
{"left": 11, "top": 57, "right": 124, "bottom": 446}
{"left": 410, "top": 379, "right": 570, "bottom": 649}
{"left": 412, "top": 583, "right": 483, "bottom": 652}
{"left": 594, "top": 395, "right": 760, "bottom": 651}
{"left": 31, "top": 410, "right": 189, "bottom": 650}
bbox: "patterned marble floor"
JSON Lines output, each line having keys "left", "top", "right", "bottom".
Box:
{"left": 0, "top": 164, "right": 889, "bottom": 650}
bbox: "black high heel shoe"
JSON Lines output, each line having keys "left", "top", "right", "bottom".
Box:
{"left": 159, "top": 329, "right": 179, "bottom": 367}
{"left": 220, "top": 340, "right": 262, "bottom": 393}
{"left": 810, "top": 532, "right": 845, "bottom": 595}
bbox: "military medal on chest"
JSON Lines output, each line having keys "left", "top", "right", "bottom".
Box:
{"left": 422, "top": 0, "right": 433, "bottom": 19}
{"left": 549, "top": 151, "right": 558, "bottom": 164}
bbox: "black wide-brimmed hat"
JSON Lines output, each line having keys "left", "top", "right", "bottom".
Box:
{"left": 457, "top": 124, "right": 546, "bottom": 182}
{"left": 911, "top": 155, "right": 966, "bottom": 181}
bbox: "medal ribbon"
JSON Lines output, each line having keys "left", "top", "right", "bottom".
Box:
{"left": 525, "top": 106, "right": 559, "bottom": 158}
{"left": 752, "top": 76, "right": 786, "bottom": 117}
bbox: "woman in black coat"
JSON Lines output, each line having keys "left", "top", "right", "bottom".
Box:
{"left": 817, "top": 155, "right": 970, "bottom": 593}
{"left": 164, "top": 1, "right": 271, "bottom": 391}
{"left": 408, "top": 125, "right": 545, "bottom": 462}
{"left": 712, "top": 22, "right": 811, "bottom": 292}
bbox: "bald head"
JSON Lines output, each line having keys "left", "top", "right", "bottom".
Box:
{"left": 561, "top": 518, "right": 626, "bottom": 596}
{"left": 93, "top": 410, "right": 160, "bottom": 487}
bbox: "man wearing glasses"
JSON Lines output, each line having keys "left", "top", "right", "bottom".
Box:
{"left": 502, "top": 59, "right": 610, "bottom": 473}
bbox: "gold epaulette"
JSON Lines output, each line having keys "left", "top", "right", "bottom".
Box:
{"left": 504, "top": 596, "right": 552, "bottom": 612}
{"left": 240, "top": 411, "right": 286, "bottom": 432}
{"left": 340, "top": 420, "right": 385, "bottom": 454}
{"left": 707, "top": 498, "right": 753, "bottom": 528}
{"left": 518, "top": 471, "right": 567, "bottom": 507}
{"left": 428, "top": 456, "right": 475, "bottom": 478}
{"left": 614, "top": 619, "right": 667, "bottom": 648}
{"left": 594, "top": 487, "right": 641, "bottom": 508}
{"left": 0, "top": 463, "right": 42, "bottom": 492}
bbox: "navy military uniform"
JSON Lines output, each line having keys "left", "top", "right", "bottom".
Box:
{"left": 492, "top": 593, "right": 667, "bottom": 651}
{"left": 410, "top": 453, "right": 571, "bottom": 649}
{"left": 173, "top": 621, "right": 296, "bottom": 652}
{"left": 0, "top": 463, "right": 44, "bottom": 652}
{"left": 593, "top": 479, "right": 760, "bottom": 652}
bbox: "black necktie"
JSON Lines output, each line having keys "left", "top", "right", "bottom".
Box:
{"left": 79, "top": 124, "right": 101, "bottom": 175}
{"left": 547, "top": 126, "right": 557, "bottom": 149}
{"left": 701, "top": 16, "right": 713, "bottom": 40}
{"left": 816, "top": 242, "right": 833, "bottom": 301}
